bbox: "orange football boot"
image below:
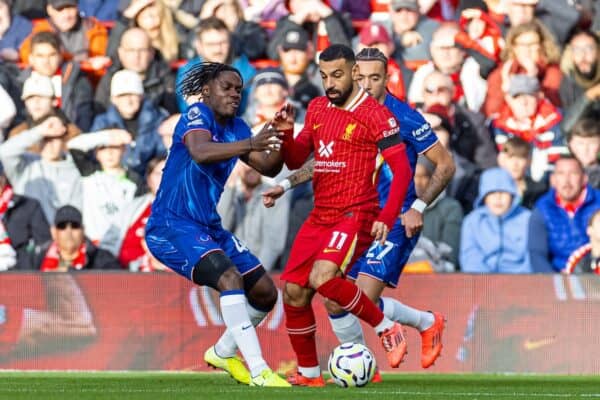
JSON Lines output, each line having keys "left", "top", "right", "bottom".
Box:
{"left": 420, "top": 311, "right": 446, "bottom": 368}
{"left": 379, "top": 322, "right": 407, "bottom": 368}
{"left": 286, "top": 371, "right": 326, "bottom": 387}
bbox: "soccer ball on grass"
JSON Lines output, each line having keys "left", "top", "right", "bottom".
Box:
{"left": 327, "top": 342, "right": 377, "bottom": 388}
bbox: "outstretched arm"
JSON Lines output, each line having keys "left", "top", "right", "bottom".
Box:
{"left": 373, "top": 139, "right": 412, "bottom": 244}
{"left": 262, "top": 158, "right": 315, "bottom": 208}
{"left": 185, "top": 126, "right": 282, "bottom": 165}
{"left": 240, "top": 122, "right": 285, "bottom": 177}
{"left": 13, "top": 274, "right": 97, "bottom": 355}
{"left": 402, "top": 142, "right": 456, "bottom": 238}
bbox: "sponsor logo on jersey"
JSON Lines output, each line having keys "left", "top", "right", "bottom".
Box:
{"left": 187, "top": 106, "right": 201, "bottom": 120}
{"left": 388, "top": 118, "right": 397, "bottom": 128}
{"left": 412, "top": 122, "right": 431, "bottom": 140}
{"left": 188, "top": 118, "right": 205, "bottom": 127}
{"left": 383, "top": 126, "right": 400, "bottom": 137}
{"left": 313, "top": 123, "right": 323, "bottom": 130}
{"left": 314, "top": 160, "right": 347, "bottom": 173}
{"left": 342, "top": 123, "right": 357, "bottom": 141}
{"left": 318, "top": 140, "right": 334, "bottom": 158}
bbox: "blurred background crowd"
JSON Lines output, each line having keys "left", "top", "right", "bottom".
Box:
{"left": 0, "top": 0, "right": 598, "bottom": 275}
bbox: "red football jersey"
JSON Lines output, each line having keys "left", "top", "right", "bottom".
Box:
{"left": 291, "top": 88, "right": 402, "bottom": 225}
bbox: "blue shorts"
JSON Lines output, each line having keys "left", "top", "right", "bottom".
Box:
{"left": 346, "top": 219, "right": 419, "bottom": 287}
{"left": 145, "top": 216, "right": 261, "bottom": 281}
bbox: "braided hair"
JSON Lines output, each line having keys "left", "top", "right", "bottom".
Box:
{"left": 177, "top": 62, "right": 243, "bottom": 100}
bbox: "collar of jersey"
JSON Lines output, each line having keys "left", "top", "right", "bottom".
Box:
{"left": 327, "top": 87, "right": 368, "bottom": 112}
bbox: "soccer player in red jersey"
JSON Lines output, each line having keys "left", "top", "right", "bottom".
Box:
{"left": 271, "top": 44, "right": 413, "bottom": 386}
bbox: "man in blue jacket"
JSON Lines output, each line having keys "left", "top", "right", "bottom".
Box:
{"left": 529, "top": 155, "right": 600, "bottom": 272}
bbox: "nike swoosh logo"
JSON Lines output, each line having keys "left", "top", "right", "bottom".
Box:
{"left": 323, "top": 248, "right": 339, "bottom": 253}
{"left": 242, "top": 325, "right": 252, "bottom": 331}
{"left": 313, "top": 123, "right": 323, "bottom": 130}
{"left": 523, "top": 337, "right": 556, "bottom": 350}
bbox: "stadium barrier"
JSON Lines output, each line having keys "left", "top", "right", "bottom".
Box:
{"left": 0, "top": 273, "right": 598, "bottom": 374}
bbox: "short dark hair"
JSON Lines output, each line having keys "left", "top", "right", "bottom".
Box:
{"left": 567, "top": 28, "right": 600, "bottom": 47}
{"left": 502, "top": 137, "right": 531, "bottom": 159}
{"left": 554, "top": 153, "right": 584, "bottom": 173}
{"left": 319, "top": 44, "right": 355, "bottom": 64}
{"left": 568, "top": 118, "right": 600, "bottom": 142}
{"left": 356, "top": 47, "right": 388, "bottom": 67}
{"left": 31, "top": 31, "right": 61, "bottom": 53}
{"left": 177, "top": 61, "right": 242, "bottom": 98}
{"left": 196, "top": 16, "right": 229, "bottom": 38}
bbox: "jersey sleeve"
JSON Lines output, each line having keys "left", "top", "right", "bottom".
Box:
{"left": 175, "top": 103, "right": 215, "bottom": 143}
{"left": 398, "top": 105, "right": 439, "bottom": 154}
{"left": 233, "top": 118, "right": 253, "bottom": 141}
{"left": 369, "top": 105, "right": 402, "bottom": 145}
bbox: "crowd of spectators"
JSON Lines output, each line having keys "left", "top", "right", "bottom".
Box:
{"left": 0, "top": 0, "right": 598, "bottom": 274}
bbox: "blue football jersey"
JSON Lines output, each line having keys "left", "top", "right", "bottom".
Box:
{"left": 151, "top": 102, "right": 252, "bottom": 227}
{"left": 377, "top": 94, "right": 438, "bottom": 212}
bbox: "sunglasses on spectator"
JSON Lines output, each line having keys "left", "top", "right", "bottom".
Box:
{"left": 56, "top": 221, "right": 82, "bottom": 230}
{"left": 424, "top": 86, "right": 451, "bottom": 94}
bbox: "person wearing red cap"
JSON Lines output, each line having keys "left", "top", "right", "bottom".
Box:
{"left": 357, "top": 21, "right": 413, "bottom": 101}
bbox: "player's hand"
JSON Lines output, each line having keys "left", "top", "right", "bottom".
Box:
{"left": 37, "top": 116, "right": 66, "bottom": 138}
{"left": 271, "top": 103, "right": 296, "bottom": 133}
{"left": 262, "top": 185, "right": 285, "bottom": 208}
{"left": 400, "top": 208, "right": 423, "bottom": 238}
{"left": 250, "top": 123, "right": 283, "bottom": 152}
{"left": 371, "top": 221, "right": 390, "bottom": 245}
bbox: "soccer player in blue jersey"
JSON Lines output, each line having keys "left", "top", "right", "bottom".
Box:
{"left": 263, "top": 48, "right": 456, "bottom": 374}
{"left": 145, "top": 62, "right": 290, "bottom": 387}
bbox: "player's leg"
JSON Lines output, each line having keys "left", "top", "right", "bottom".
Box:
{"left": 283, "top": 281, "right": 324, "bottom": 386}
{"left": 279, "top": 220, "right": 324, "bottom": 386}
{"left": 212, "top": 267, "right": 277, "bottom": 359}
{"left": 204, "top": 231, "right": 288, "bottom": 387}
{"left": 352, "top": 224, "right": 445, "bottom": 368}
{"left": 306, "top": 216, "right": 406, "bottom": 367}
{"left": 366, "top": 227, "right": 444, "bottom": 368}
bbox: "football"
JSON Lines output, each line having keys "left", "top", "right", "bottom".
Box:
{"left": 327, "top": 342, "right": 377, "bottom": 388}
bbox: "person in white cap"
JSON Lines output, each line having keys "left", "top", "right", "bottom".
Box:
{"left": 7, "top": 74, "right": 80, "bottom": 151}
{"left": 0, "top": 115, "right": 83, "bottom": 223}
{"left": 90, "top": 69, "right": 168, "bottom": 176}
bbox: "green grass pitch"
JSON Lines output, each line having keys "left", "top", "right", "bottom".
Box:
{"left": 0, "top": 372, "right": 599, "bottom": 400}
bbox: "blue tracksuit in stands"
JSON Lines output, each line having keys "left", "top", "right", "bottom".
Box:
{"left": 347, "top": 94, "right": 438, "bottom": 287}
{"left": 145, "top": 102, "right": 261, "bottom": 280}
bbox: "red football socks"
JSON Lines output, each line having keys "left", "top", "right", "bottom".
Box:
{"left": 316, "top": 277, "right": 385, "bottom": 327}
{"left": 284, "top": 303, "right": 319, "bottom": 368}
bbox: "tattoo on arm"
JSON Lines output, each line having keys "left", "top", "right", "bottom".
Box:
{"left": 419, "top": 162, "right": 455, "bottom": 205}
{"left": 288, "top": 158, "right": 314, "bottom": 188}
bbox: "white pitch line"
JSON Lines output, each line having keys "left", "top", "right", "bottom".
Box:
{"left": 0, "top": 388, "right": 599, "bottom": 397}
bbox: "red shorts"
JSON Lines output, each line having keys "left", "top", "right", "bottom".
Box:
{"left": 281, "top": 212, "right": 375, "bottom": 287}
